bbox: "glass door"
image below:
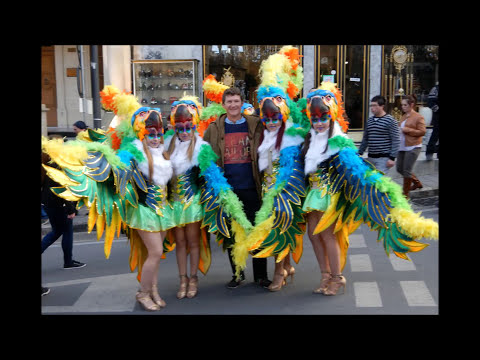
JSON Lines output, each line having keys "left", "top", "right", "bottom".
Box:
{"left": 316, "top": 45, "right": 369, "bottom": 130}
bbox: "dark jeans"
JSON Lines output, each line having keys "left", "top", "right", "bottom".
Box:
{"left": 227, "top": 188, "right": 268, "bottom": 281}
{"left": 41, "top": 207, "right": 73, "bottom": 266}
{"left": 426, "top": 124, "right": 439, "bottom": 157}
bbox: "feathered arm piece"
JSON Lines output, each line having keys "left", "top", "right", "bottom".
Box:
{"left": 42, "top": 135, "right": 138, "bottom": 260}
{"left": 313, "top": 137, "right": 438, "bottom": 262}
{"left": 197, "top": 143, "right": 253, "bottom": 249}
{"left": 232, "top": 145, "right": 307, "bottom": 278}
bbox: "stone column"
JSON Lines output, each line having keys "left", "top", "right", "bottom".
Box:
{"left": 41, "top": 104, "right": 49, "bottom": 137}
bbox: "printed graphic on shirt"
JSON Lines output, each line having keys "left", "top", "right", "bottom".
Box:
{"left": 224, "top": 132, "right": 251, "bottom": 165}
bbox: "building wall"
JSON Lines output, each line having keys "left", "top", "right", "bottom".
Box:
{"left": 49, "top": 45, "right": 401, "bottom": 134}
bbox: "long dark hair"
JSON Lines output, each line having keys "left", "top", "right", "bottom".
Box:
{"left": 322, "top": 119, "right": 335, "bottom": 154}
{"left": 258, "top": 120, "right": 286, "bottom": 151}
{"left": 301, "top": 119, "right": 335, "bottom": 157}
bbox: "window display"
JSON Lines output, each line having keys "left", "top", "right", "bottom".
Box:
{"left": 132, "top": 60, "right": 198, "bottom": 120}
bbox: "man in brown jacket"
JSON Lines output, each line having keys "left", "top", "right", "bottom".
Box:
{"left": 203, "top": 87, "right": 271, "bottom": 288}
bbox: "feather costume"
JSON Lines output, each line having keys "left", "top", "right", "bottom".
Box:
{"left": 163, "top": 96, "right": 258, "bottom": 272}
{"left": 42, "top": 86, "right": 177, "bottom": 282}
{"left": 302, "top": 82, "right": 438, "bottom": 270}
{"left": 232, "top": 46, "right": 308, "bottom": 278}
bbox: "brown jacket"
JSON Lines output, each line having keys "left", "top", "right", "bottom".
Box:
{"left": 203, "top": 113, "right": 263, "bottom": 198}
{"left": 401, "top": 110, "right": 426, "bottom": 147}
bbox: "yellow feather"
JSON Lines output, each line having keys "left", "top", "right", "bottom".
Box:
{"left": 313, "top": 193, "right": 341, "bottom": 234}
{"left": 87, "top": 199, "right": 97, "bottom": 233}
{"left": 41, "top": 137, "right": 87, "bottom": 171}
{"left": 51, "top": 187, "right": 82, "bottom": 202}
{"left": 104, "top": 221, "right": 115, "bottom": 259}
{"left": 96, "top": 213, "right": 105, "bottom": 240}
{"left": 393, "top": 251, "right": 409, "bottom": 260}
{"left": 253, "top": 243, "right": 277, "bottom": 258}
{"left": 291, "top": 231, "right": 304, "bottom": 264}
{"left": 42, "top": 164, "right": 80, "bottom": 187}
{"left": 336, "top": 225, "right": 350, "bottom": 271}
{"left": 390, "top": 208, "right": 439, "bottom": 240}
{"left": 276, "top": 247, "right": 290, "bottom": 262}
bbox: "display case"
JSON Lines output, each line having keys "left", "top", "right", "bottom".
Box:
{"left": 132, "top": 59, "right": 199, "bottom": 120}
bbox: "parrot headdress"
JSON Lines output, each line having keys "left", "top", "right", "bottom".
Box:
{"left": 169, "top": 95, "right": 202, "bottom": 136}
{"left": 306, "top": 81, "right": 349, "bottom": 132}
{"left": 256, "top": 46, "right": 303, "bottom": 124}
{"left": 241, "top": 102, "right": 255, "bottom": 116}
{"left": 197, "top": 74, "right": 228, "bottom": 137}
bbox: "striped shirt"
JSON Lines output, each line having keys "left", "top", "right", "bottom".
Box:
{"left": 358, "top": 114, "right": 400, "bottom": 160}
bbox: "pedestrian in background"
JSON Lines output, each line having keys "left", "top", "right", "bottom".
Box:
{"left": 358, "top": 95, "right": 400, "bottom": 173}
{"left": 397, "top": 94, "right": 426, "bottom": 198}
{"left": 426, "top": 83, "right": 439, "bottom": 160}
{"left": 72, "top": 120, "right": 88, "bottom": 134}
{"left": 41, "top": 146, "right": 86, "bottom": 270}
{"left": 203, "top": 87, "right": 271, "bottom": 289}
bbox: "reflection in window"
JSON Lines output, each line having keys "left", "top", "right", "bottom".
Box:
{"left": 203, "top": 45, "right": 300, "bottom": 107}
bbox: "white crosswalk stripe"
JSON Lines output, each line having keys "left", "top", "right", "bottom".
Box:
{"left": 349, "top": 254, "right": 373, "bottom": 272}
{"left": 353, "top": 282, "right": 383, "bottom": 307}
{"left": 400, "top": 281, "right": 436, "bottom": 306}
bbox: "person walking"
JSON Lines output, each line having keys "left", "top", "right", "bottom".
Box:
{"left": 203, "top": 87, "right": 271, "bottom": 289}
{"left": 396, "top": 94, "right": 426, "bottom": 198}
{"left": 358, "top": 95, "right": 400, "bottom": 173}
{"left": 426, "top": 83, "right": 439, "bottom": 160}
{"left": 41, "top": 148, "right": 86, "bottom": 270}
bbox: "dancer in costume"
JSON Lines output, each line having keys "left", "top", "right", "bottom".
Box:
{"left": 301, "top": 81, "right": 438, "bottom": 295}
{"left": 232, "top": 46, "right": 310, "bottom": 291}
{"left": 163, "top": 96, "right": 211, "bottom": 299}
{"left": 42, "top": 87, "right": 174, "bottom": 311}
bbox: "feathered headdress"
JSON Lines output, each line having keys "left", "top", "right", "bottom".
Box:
{"left": 256, "top": 46, "right": 304, "bottom": 123}
{"left": 99, "top": 85, "right": 163, "bottom": 152}
{"left": 170, "top": 95, "right": 202, "bottom": 127}
{"left": 306, "top": 81, "right": 349, "bottom": 132}
{"left": 198, "top": 75, "right": 228, "bottom": 137}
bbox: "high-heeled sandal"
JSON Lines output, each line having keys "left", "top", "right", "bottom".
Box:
{"left": 177, "top": 275, "right": 189, "bottom": 299}
{"left": 136, "top": 290, "right": 161, "bottom": 311}
{"left": 313, "top": 272, "right": 332, "bottom": 294}
{"left": 323, "top": 274, "right": 346, "bottom": 296}
{"left": 187, "top": 275, "right": 198, "bottom": 298}
{"left": 268, "top": 269, "right": 288, "bottom": 292}
{"left": 284, "top": 265, "right": 295, "bottom": 284}
{"left": 151, "top": 284, "right": 166, "bottom": 308}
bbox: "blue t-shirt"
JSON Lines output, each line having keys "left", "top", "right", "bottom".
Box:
{"left": 223, "top": 119, "right": 256, "bottom": 190}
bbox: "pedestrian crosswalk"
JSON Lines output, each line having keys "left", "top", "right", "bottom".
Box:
{"left": 41, "top": 223, "right": 438, "bottom": 314}
{"left": 347, "top": 231, "right": 437, "bottom": 309}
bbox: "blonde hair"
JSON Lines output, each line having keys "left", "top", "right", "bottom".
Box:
{"left": 142, "top": 135, "right": 169, "bottom": 185}
{"left": 167, "top": 132, "right": 196, "bottom": 162}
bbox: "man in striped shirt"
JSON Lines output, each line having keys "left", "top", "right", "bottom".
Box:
{"left": 358, "top": 95, "right": 400, "bottom": 173}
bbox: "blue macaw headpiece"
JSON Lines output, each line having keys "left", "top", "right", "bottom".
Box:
{"left": 131, "top": 106, "right": 162, "bottom": 126}
{"left": 306, "top": 89, "right": 337, "bottom": 104}
{"left": 241, "top": 102, "right": 254, "bottom": 111}
{"left": 171, "top": 99, "right": 198, "bottom": 109}
{"left": 256, "top": 86, "right": 288, "bottom": 102}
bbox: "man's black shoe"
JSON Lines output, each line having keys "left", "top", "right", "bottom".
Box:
{"left": 41, "top": 287, "right": 50, "bottom": 296}
{"left": 255, "top": 278, "right": 272, "bottom": 288}
{"left": 64, "top": 260, "right": 86, "bottom": 269}
{"left": 226, "top": 275, "right": 245, "bottom": 289}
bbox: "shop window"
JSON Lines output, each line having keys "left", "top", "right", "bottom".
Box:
{"left": 203, "top": 45, "right": 301, "bottom": 107}
{"left": 382, "top": 45, "right": 439, "bottom": 121}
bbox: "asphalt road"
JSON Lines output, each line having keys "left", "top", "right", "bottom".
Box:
{"left": 41, "top": 208, "right": 439, "bottom": 315}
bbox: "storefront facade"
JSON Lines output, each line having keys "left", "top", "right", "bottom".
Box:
{"left": 42, "top": 45, "right": 438, "bottom": 139}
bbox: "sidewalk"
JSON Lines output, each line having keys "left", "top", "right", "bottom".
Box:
{"left": 41, "top": 153, "right": 438, "bottom": 236}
